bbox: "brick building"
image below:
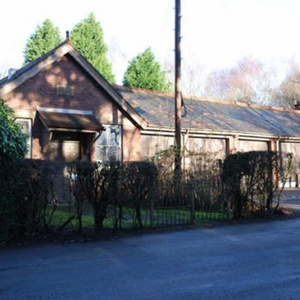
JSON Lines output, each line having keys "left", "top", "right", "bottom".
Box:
{"left": 1, "top": 39, "right": 300, "bottom": 186}
{"left": 0, "top": 40, "right": 144, "bottom": 163}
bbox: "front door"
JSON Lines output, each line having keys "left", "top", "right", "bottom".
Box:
{"left": 48, "top": 140, "right": 80, "bottom": 162}
{"left": 47, "top": 131, "right": 81, "bottom": 162}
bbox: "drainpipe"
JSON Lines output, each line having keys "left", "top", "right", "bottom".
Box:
{"left": 89, "top": 130, "right": 104, "bottom": 161}
{"left": 93, "top": 131, "right": 102, "bottom": 144}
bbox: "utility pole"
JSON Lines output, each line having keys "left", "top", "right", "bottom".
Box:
{"left": 174, "top": 0, "right": 182, "bottom": 184}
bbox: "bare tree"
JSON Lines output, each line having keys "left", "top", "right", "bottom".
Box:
{"left": 150, "top": 56, "right": 282, "bottom": 107}
{"left": 107, "top": 38, "right": 129, "bottom": 85}
{"left": 163, "top": 60, "right": 208, "bottom": 97}
{"left": 203, "top": 56, "right": 276, "bottom": 104}
{"left": 181, "top": 63, "right": 207, "bottom": 96}
{"left": 273, "top": 59, "right": 300, "bottom": 108}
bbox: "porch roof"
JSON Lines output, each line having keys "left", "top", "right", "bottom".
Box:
{"left": 37, "top": 107, "right": 105, "bottom": 133}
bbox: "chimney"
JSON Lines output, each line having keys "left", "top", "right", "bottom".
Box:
{"left": 295, "top": 101, "right": 300, "bottom": 110}
{"left": 66, "top": 31, "right": 70, "bottom": 42}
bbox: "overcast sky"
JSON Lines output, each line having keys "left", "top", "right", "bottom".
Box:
{"left": 1, "top": 0, "right": 300, "bottom": 84}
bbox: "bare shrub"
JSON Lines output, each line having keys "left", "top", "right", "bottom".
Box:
{"left": 151, "top": 147, "right": 224, "bottom": 214}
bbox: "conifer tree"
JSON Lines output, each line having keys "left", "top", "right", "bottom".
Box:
{"left": 70, "top": 13, "right": 115, "bottom": 84}
{"left": 123, "top": 48, "right": 171, "bottom": 92}
{"left": 0, "top": 99, "right": 27, "bottom": 162}
{"left": 23, "top": 19, "right": 62, "bottom": 65}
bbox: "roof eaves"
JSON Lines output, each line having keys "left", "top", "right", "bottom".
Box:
{"left": 142, "top": 125, "right": 284, "bottom": 140}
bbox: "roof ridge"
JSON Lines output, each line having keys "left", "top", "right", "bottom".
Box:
{"left": 113, "top": 85, "right": 174, "bottom": 97}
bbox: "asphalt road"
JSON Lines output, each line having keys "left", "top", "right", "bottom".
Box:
{"left": 275, "top": 188, "right": 300, "bottom": 212}
{"left": 1, "top": 215, "right": 300, "bottom": 300}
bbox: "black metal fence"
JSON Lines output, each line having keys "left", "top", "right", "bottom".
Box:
{"left": 61, "top": 155, "right": 227, "bottom": 231}
{"left": 1, "top": 150, "right": 287, "bottom": 242}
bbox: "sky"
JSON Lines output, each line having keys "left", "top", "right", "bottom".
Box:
{"left": 1, "top": 0, "right": 300, "bottom": 85}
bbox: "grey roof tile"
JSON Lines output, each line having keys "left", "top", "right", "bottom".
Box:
{"left": 114, "top": 85, "right": 300, "bottom": 137}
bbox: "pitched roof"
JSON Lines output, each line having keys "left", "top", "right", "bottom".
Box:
{"left": 2, "top": 41, "right": 300, "bottom": 139}
{"left": 0, "top": 40, "right": 146, "bottom": 129}
{"left": 114, "top": 85, "right": 300, "bottom": 138}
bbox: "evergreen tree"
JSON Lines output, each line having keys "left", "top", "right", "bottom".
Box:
{"left": 23, "top": 19, "right": 63, "bottom": 65}
{"left": 123, "top": 48, "right": 171, "bottom": 92}
{"left": 70, "top": 13, "right": 115, "bottom": 84}
{"left": 0, "top": 99, "right": 27, "bottom": 162}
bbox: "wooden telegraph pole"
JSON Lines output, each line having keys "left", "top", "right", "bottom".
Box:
{"left": 174, "top": 0, "right": 182, "bottom": 186}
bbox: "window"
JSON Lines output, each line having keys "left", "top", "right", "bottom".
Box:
{"left": 56, "top": 85, "right": 74, "bottom": 96}
{"left": 95, "top": 125, "right": 122, "bottom": 163}
{"left": 16, "top": 119, "right": 32, "bottom": 158}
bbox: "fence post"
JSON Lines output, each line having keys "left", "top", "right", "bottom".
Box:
{"left": 188, "top": 182, "right": 195, "bottom": 223}
{"left": 150, "top": 186, "right": 155, "bottom": 227}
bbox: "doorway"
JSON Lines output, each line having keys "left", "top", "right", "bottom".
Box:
{"left": 48, "top": 131, "right": 81, "bottom": 162}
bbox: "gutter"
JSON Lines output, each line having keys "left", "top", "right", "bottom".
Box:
{"left": 140, "top": 127, "right": 300, "bottom": 142}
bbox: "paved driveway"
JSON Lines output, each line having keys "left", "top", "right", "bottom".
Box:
{"left": 1, "top": 217, "right": 300, "bottom": 300}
